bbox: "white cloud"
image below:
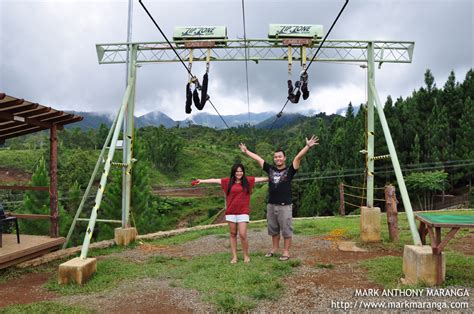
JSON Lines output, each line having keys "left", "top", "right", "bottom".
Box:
{"left": 1, "top": 0, "right": 472, "bottom": 121}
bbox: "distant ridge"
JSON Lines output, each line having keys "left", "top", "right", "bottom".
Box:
{"left": 68, "top": 106, "right": 351, "bottom": 130}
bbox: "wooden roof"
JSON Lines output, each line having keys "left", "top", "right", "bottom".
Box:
{"left": 0, "top": 93, "right": 83, "bottom": 143}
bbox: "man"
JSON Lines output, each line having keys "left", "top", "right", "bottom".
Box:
{"left": 239, "top": 135, "right": 319, "bottom": 261}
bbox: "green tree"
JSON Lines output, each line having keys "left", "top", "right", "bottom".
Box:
{"left": 454, "top": 97, "right": 474, "bottom": 184}
{"left": 405, "top": 171, "right": 448, "bottom": 210}
{"left": 424, "top": 69, "right": 435, "bottom": 93}
{"left": 101, "top": 136, "right": 160, "bottom": 238}
{"left": 411, "top": 133, "right": 421, "bottom": 164}
{"left": 131, "top": 140, "right": 157, "bottom": 234}
{"left": 97, "top": 123, "right": 110, "bottom": 148}
{"left": 21, "top": 157, "right": 50, "bottom": 235}
{"left": 66, "top": 181, "right": 82, "bottom": 212}
{"left": 140, "top": 126, "right": 184, "bottom": 172}
{"left": 299, "top": 178, "right": 321, "bottom": 216}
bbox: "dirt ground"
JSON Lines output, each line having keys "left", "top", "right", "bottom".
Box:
{"left": 0, "top": 229, "right": 472, "bottom": 312}
{"left": 152, "top": 186, "right": 220, "bottom": 198}
{"left": 0, "top": 167, "right": 31, "bottom": 184}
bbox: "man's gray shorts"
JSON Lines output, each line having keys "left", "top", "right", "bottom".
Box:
{"left": 266, "top": 204, "right": 293, "bottom": 238}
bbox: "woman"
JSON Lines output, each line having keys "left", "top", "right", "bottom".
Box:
{"left": 194, "top": 163, "right": 268, "bottom": 264}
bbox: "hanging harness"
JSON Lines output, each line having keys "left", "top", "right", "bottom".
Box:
{"left": 185, "top": 48, "right": 210, "bottom": 114}
{"left": 286, "top": 45, "right": 310, "bottom": 104}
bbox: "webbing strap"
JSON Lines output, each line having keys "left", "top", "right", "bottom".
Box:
{"left": 301, "top": 46, "right": 307, "bottom": 72}
{"left": 188, "top": 49, "right": 193, "bottom": 83}
{"left": 287, "top": 47, "right": 293, "bottom": 77}
{"left": 206, "top": 48, "right": 211, "bottom": 73}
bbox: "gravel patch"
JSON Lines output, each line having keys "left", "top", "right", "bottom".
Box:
{"left": 59, "top": 277, "right": 215, "bottom": 313}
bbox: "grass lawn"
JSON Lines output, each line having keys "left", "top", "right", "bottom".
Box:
{"left": 0, "top": 302, "right": 91, "bottom": 314}
{"left": 44, "top": 253, "right": 300, "bottom": 312}
{"left": 1, "top": 209, "right": 473, "bottom": 312}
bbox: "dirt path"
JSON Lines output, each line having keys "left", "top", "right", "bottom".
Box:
{"left": 0, "top": 167, "right": 31, "bottom": 184}
{"left": 0, "top": 273, "right": 58, "bottom": 308}
{"left": 152, "top": 186, "right": 220, "bottom": 198}
{"left": 451, "top": 232, "right": 474, "bottom": 255}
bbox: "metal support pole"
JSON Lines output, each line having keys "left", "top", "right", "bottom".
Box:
{"left": 366, "top": 42, "right": 375, "bottom": 208}
{"left": 62, "top": 112, "right": 120, "bottom": 249}
{"left": 122, "top": 44, "right": 137, "bottom": 228}
{"left": 80, "top": 80, "right": 134, "bottom": 259}
{"left": 369, "top": 80, "right": 422, "bottom": 245}
{"left": 122, "top": 0, "right": 134, "bottom": 228}
{"left": 49, "top": 124, "right": 59, "bottom": 237}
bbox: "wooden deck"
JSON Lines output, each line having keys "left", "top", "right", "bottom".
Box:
{"left": 0, "top": 234, "right": 65, "bottom": 269}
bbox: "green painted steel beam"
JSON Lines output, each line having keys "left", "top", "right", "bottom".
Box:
{"left": 367, "top": 42, "right": 375, "bottom": 207}
{"left": 62, "top": 105, "right": 121, "bottom": 249}
{"left": 96, "top": 39, "right": 414, "bottom": 64}
{"left": 79, "top": 79, "right": 135, "bottom": 259}
{"left": 122, "top": 44, "right": 137, "bottom": 228}
{"left": 369, "top": 79, "right": 422, "bottom": 246}
{"left": 76, "top": 218, "right": 122, "bottom": 224}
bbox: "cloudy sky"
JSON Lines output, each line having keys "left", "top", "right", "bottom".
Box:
{"left": 1, "top": 0, "right": 472, "bottom": 121}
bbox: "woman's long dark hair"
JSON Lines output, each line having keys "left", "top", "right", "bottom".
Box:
{"left": 227, "top": 163, "right": 250, "bottom": 195}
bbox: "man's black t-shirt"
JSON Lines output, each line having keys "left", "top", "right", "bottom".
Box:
{"left": 263, "top": 161, "right": 297, "bottom": 205}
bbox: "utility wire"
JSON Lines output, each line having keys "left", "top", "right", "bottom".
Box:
{"left": 138, "top": 0, "right": 191, "bottom": 76}
{"left": 138, "top": 0, "right": 230, "bottom": 129}
{"left": 295, "top": 158, "right": 474, "bottom": 177}
{"left": 269, "top": 99, "right": 290, "bottom": 130}
{"left": 269, "top": 0, "right": 350, "bottom": 130}
{"left": 208, "top": 99, "right": 230, "bottom": 129}
{"left": 241, "top": 0, "right": 251, "bottom": 126}
{"left": 293, "top": 161, "right": 474, "bottom": 182}
{"left": 2, "top": 159, "right": 465, "bottom": 205}
{"left": 305, "top": 0, "right": 349, "bottom": 73}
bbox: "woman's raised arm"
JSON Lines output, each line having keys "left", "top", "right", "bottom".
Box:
{"left": 194, "top": 178, "right": 221, "bottom": 185}
{"left": 254, "top": 177, "right": 269, "bottom": 183}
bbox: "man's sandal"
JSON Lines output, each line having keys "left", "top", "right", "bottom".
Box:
{"left": 264, "top": 252, "right": 274, "bottom": 258}
{"left": 279, "top": 255, "right": 290, "bottom": 261}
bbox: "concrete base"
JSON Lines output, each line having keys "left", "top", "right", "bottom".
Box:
{"left": 58, "top": 257, "right": 97, "bottom": 285}
{"left": 360, "top": 206, "right": 381, "bottom": 242}
{"left": 402, "top": 245, "right": 445, "bottom": 286}
{"left": 114, "top": 227, "right": 137, "bottom": 246}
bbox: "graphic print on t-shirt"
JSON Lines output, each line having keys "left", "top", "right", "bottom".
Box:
{"left": 263, "top": 161, "right": 297, "bottom": 205}
{"left": 269, "top": 168, "right": 289, "bottom": 186}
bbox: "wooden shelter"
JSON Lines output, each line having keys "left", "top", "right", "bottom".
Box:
{"left": 0, "top": 92, "right": 83, "bottom": 268}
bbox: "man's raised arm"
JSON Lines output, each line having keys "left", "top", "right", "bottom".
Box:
{"left": 239, "top": 143, "right": 265, "bottom": 168}
{"left": 293, "top": 135, "right": 319, "bottom": 170}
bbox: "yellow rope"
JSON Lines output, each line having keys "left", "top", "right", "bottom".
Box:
{"left": 345, "top": 192, "right": 386, "bottom": 202}
{"left": 344, "top": 201, "right": 361, "bottom": 208}
{"left": 342, "top": 183, "right": 385, "bottom": 190}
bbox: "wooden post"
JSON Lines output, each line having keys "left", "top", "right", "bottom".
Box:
{"left": 50, "top": 124, "right": 59, "bottom": 237}
{"left": 339, "top": 183, "right": 345, "bottom": 216}
{"left": 385, "top": 184, "right": 398, "bottom": 241}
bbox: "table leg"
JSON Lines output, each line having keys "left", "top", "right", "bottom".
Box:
{"left": 435, "top": 227, "right": 442, "bottom": 285}
{"left": 418, "top": 221, "right": 426, "bottom": 244}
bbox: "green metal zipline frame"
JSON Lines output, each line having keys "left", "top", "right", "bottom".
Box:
{"left": 65, "top": 38, "right": 421, "bottom": 258}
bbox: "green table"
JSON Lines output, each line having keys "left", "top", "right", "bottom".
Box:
{"left": 416, "top": 212, "right": 474, "bottom": 285}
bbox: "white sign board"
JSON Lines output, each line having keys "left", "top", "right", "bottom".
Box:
{"left": 173, "top": 26, "right": 227, "bottom": 40}
{"left": 268, "top": 24, "right": 324, "bottom": 38}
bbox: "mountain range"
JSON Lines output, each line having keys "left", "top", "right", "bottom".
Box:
{"left": 69, "top": 110, "right": 311, "bottom": 130}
